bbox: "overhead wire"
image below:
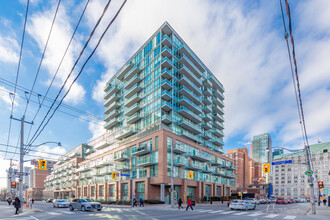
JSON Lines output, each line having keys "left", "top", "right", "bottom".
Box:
{"left": 26, "top": 0, "right": 114, "bottom": 148}
{"left": 4, "top": 0, "right": 30, "bottom": 158}
{"left": 0, "top": 143, "right": 66, "bottom": 158}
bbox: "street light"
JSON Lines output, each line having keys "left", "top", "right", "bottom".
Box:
{"left": 267, "top": 146, "right": 316, "bottom": 214}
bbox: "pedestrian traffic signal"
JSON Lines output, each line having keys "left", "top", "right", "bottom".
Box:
{"left": 111, "top": 172, "right": 116, "bottom": 179}
{"left": 318, "top": 181, "right": 324, "bottom": 188}
{"left": 39, "top": 159, "right": 47, "bottom": 170}
{"left": 11, "top": 181, "right": 16, "bottom": 188}
{"left": 188, "top": 171, "right": 193, "bottom": 179}
{"left": 263, "top": 163, "right": 270, "bottom": 173}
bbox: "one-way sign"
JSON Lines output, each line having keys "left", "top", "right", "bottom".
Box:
{"left": 271, "top": 160, "right": 292, "bottom": 165}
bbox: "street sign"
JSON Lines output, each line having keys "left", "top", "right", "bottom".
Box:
{"left": 188, "top": 171, "right": 193, "bottom": 179}
{"left": 305, "top": 170, "right": 313, "bottom": 176}
{"left": 263, "top": 164, "right": 270, "bottom": 173}
{"left": 271, "top": 160, "right": 292, "bottom": 165}
{"left": 120, "top": 174, "right": 130, "bottom": 177}
{"left": 31, "top": 160, "right": 38, "bottom": 165}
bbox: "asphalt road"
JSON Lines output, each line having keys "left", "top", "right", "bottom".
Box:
{"left": 0, "top": 201, "right": 326, "bottom": 220}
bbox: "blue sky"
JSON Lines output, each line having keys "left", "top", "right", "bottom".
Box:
{"left": 0, "top": 0, "right": 330, "bottom": 187}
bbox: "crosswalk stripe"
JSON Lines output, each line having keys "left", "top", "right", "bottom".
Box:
{"left": 61, "top": 211, "right": 74, "bottom": 214}
{"left": 220, "top": 211, "right": 237, "bottom": 214}
{"left": 264, "top": 214, "right": 279, "bottom": 218}
{"left": 196, "top": 209, "right": 213, "bottom": 212}
{"left": 48, "top": 212, "right": 61, "bottom": 215}
{"left": 248, "top": 212, "right": 263, "bottom": 216}
{"left": 209, "top": 210, "right": 225, "bottom": 213}
{"left": 233, "top": 212, "right": 247, "bottom": 215}
{"left": 283, "top": 216, "right": 296, "bottom": 219}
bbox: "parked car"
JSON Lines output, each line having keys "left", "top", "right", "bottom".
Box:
{"left": 246, "top": 198, "right": 260, "bottom": 205}
{"left": 53, "top": 199, "right": 70, "bottom": 208}
{"left": 69, "top": 198, "right": 102, "bottom": 212}
{"left": 259, "top": 199, "right": 267, "bottom": 204}
{"left": 46, "top": 198, "right": 54, "bottom": 203}
{"left": 276, "top": 199, "right": 288, "bottom": 204}
{"left": 229, "top": 200, "right": 256, "bottom": 211}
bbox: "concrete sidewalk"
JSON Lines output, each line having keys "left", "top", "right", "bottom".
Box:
{"left": 307, "top": 204, "right": 330, "bottom": 217}
{"left": 0, "top": 201, "right": 43, "bottom": 218}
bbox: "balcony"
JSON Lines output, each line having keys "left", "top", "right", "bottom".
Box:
{"left": 161, "top": 79, "right": 172, "bottom": 90}
{"left": 212, "top": 104, "right": 224, "bottom": 115}
{"left": 115, "top": 126, "right": 138, "bottom": 140}
{"left": 213, "top": 89, "right": 224, "bottom": 101}
{"left": 76, "top": 167, "right": 91, "bottom": 173}
{"left": 213, "top": 168, "right": 222, "bottom": 176}
{"left": 220, "top": 171, "right": 236, "bottom": 179}
{"left": 104, "top": 109, "right": 120, "bottom": 122}
{"left": 201, "top": 104, "right": 212, "bottom": 114}
{"left": 178, "top": 130, "right": 202, "bottom": 143}
{"left": 179, "top": 65, "right": 202, "bottom": 88}
{"left": 202, "top": 96, "right": 212, "bottom": 105}
{"left": 104, "top": 83, "right": 111, "bottom": 93}
{"left": 161, "top": 57, "right": 172, "bottom": 69}
{"left": 161, "top": 68, "right": 172, "bottom": 80}
{"left": 126, "top": 112, "right": 142, "bottom": 124}
{"left": 168, "top": 144, "right": 186, "bottom": 154}
{"left": 124, "top": 103, "right": 141, "bottom": 116}
{"left": 104, "top": 117, "right": 120, "bottom": 129}
{"left": 212, "top": 113, "right": 224, "bottom": 122}
{"left": 173, "top": 157, "right": 189, "bottom": 167}
{"left": 202, "top": 87, "right": 212, "bottom": 96}
{"left": 177, "top": 106, "right": 201, "bottom": 123}
{"left": 137, "top": 154, "right": 157, "bottom": 167}
{"left": 212, "top": 96, "right": 224, "bottom": 108}
{"left": 124, "top": 85, "right": 142, "bottom": 99}
{"left": 212, "top": 120, "right": 224, "bottom": 130}
{"left": 202, "top": 75, "right": 212, "bottom": 88}
{"left": 177, "top": 118, "right": 202, "bottom": 134}
{"left": 210, "top": 128, "right": 224, "bottom": 137}
{"left": 211, "top": 138, "right": 224, "bottom": 146}
{"left": 161, "top": 90, "right": 172, "bottom": 101}
{"left": 178, "top": 44, "right": 205, "bottom": 74}
{"left": 178, "top": 85, "right": 201, "bottom": 105}
{"left": 132, "top": 145, "right": 152, "bottom": 156}
{"left": 117, "top": 62, "right": 134, "bottom": 80}
{"left": 187, "top": 163, "right": 203, "bottom": 171}
{"left": 179, "top": 54, "right": 203, "bottom": 78}
{"left": 124, "top": 74, "right": 142, "bottom": 90}
{"left": 104, "top": 85, "right": 119, "bottom": 99}
{"left": 94, "top": 161, "right": 112, "bottom": 168}
{"left": 115, "top": 164, "right": 130, "bottom": 171}
{"left": 161, "top": 114, "right": 172, "bottom": 124}
{"left": 223, "top": 165, "right": 236, "bottom": 170}
{"left": 114, "top": 153, "right": 130, "bottom": 162}
{"left": 188, "top": 151, "right": 211, "bottom": 162}
{"left": 94, "top": 140, "right": 110, "bottom": 150}
{"left": 161, "top": 100, "right": 172, "bottom": 112}
{"left": 201, "top": 132, "right": 212, "bottom": 140}
{"left": 201, "top": 122, "right": 211, "bottom": 130}
{"left": 178, "top": 96, "right": 202, "bottom": 114}
{"left": 202, "top": 166, "right": 214, "bottom": 174}
{"left": 124, "top": 65, "right": 142, "bottom": 81}
{"left": 161, "top": 35, "right": 172, "bottom": 48}
{"left": 104, "top": 92, "right": 120, "bottom": 107}
{"left": 201, "top": 114, "right": 212, "bottom": 122}
{"left": 161, "top": 46, "right": 172, "bottom": 58}
{"left": 104, "top": 101, "right": 120, "bottom": 114}
{"left": 178, "top": 74, "right": 202, "bottom": 96}
{"left": 124, "top": 93, "right": 142, "bottom": 108}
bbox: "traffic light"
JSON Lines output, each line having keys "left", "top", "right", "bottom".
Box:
{"left": 11, "top": 181, "right": 16, "bottom": 188}
{"left": 39, "top": 159, "right": 47, "bottom": 170}
{"left": 111, "top": 172, "right": 116, "bottom": 180}
{"left": 318, "top": 181, "right": 324, "bottom": 188}
{"left": 188, "top": 171, "right": 193, "bottom": 179}
{"left": 263, "top": 163, "right": 270, "bottom": 173}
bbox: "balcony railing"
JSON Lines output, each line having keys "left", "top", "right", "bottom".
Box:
{"left": 132, "top": 145, "right": 152, "bottom": 156}
{"left": 187, "top": 150, "right": 210, "bottom": 162}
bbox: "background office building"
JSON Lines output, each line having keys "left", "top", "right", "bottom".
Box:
{"left": 271, "top": 142, "right": 330, "bottom": 199}
{"left": 45, "top": 22, "right": 236, "bottom": 203}
{"left": 251, "top": 133, "right": 272, "bottom": 164}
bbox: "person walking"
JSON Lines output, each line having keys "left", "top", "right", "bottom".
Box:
{"left": 178, "top": 198, "right": 183, "bottom": 209}
{"left": 323, "top": 198, "right": 327, "bottom": 206}
{"left": 32, "top": 198, "right": 34, "bottom": 205}
{"left": 133, "top": 198, "right": 137, "bottom": 207}
{"left": 7, "top": 198, "right": 11, "bottom": 206}
{"left": 139, "top": 198, "right": 144, "bottom": 207}
{"left": 13, "top": 197, "right": 21, "bottom": 215}
{"left": 186, "top": 198, "right": 193, "bottom": 211}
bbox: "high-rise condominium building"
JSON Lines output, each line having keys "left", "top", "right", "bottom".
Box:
{"left": 45, "top": 22, "right": 235, "bottom": 203}
{"left": 251, "top": 133, "right": 272, "bottom": 164}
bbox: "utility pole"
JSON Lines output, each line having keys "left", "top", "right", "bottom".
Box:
{"left": 171, "top": 141, "right": 174, "bottom": 208}
{"left": 305, "top": 144, "right": 316, "bottom": 214}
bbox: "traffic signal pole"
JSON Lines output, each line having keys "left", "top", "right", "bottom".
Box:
{"left": 305, "top": 144, "right": 316, "bottom": 214}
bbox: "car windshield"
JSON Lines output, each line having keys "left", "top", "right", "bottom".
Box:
{"left": 80, "top": 199, "right": 87, "bottom": 203}
{"left": 232, "top": 200, "right": 242, "bottom": 203}
{"left": 58, "top": 200, "right": 67, "bottom": 202}
{"left": 84, "top": 198, "right": 92, "bottom": 202}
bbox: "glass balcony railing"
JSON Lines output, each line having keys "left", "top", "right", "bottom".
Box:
{"left": 179, "top": 54, "right": 203, "bottom": 78}
{"left": 179, "top": 85, "right": 201, "bottom": 103}
{"left": 162, "top": 35, "right": 172, "bottom": 44}
{"left": 162, "top": 79, "right": 172, "bottom": 87}
{"left": 161, "top": 57, "right": 172, "bottom": 67}
{"left": 179, "top": 65, "right": 202, "bottom": 87}
{"left": 179, "top": 96, "right": 202, "bottom": 113}
{"left": 161, "top": 90, "right": 172, "bottom": 99}
{"left": 178, "top": 74, "right": 201, "bottom": 94}
{"left": 137, "top": 153, "right": 157, "bottom": 166}
{"left": 125, "top": 74, "right": 141, "bottom": 89}
{"left": 187, "top": 150, "right": 210, "bottom": 161}
{"left": 132, "top": 145, "right": 152, "bottom": 156}
{"left": 187, "top": 162, "right": 203, "bottom": 170}
{"left": 161, "top": 68, "right": 172, "bottom": 79}
{"left": 162, "top": 45, "right": 171, "bottom": 53}
{"left": 177, "top": 117, "right": 202, "bottom": 133}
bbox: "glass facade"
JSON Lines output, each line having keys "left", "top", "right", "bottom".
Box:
{"left": 252, "top": 133, "right": 272, "bottom": 164}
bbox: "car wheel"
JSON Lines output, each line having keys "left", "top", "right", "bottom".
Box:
{"left": 97, "top": 209, "right": 101, "bottom": 211}
{"left": 245, "top": 206, "right": 248, "bottom": 211}
{"left": 69, "top": 205, "right": 74, "bottom": 211}
{"left": 53, "top": 204, "right": 55, "bottom": 207}
{"left": 230, "top": 208, "right": 233, "bottom": 210}
{"left": 253, "top": 205, "right": 256, "bottom": 210}
{"left": 81, "top": 206, "right": 86, "bottom": 212}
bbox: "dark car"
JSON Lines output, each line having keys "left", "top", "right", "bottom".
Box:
{"left": 276, "top": 199, "right": 287, "bottom": 204}
{"left": 46, "top": 198, "right": 54, "bottom": 203}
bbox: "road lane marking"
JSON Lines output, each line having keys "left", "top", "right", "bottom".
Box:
{"left": 196, "top": 209, "right": 213, "bottom": 212}
{"left": 220, "top": 211, "right": 238, "bottom": 214}
{"left": 61, "top": 211, "right": 74, "bottom": 214}
{"left": 209, "top": 210, "right": 225, "bottom": 213}
{"left": 264, "top": 214, "right": 279, "bottom": 218}
{"left": 233, "top": 212, "right": 247, "bottom": 215}
{"left": 47, "top": 212, "right": 61, "bottom": 215}
{"left": 283, "top": 216, "right": 296, "bottom": 219}
{"left": 248, "top": 212, "right": 263, "bottom": 216}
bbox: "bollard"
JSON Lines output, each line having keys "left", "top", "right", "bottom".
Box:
{"left": 267, "top": 205, "right": 269, "bottom": 211}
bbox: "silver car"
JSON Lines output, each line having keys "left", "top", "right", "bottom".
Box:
{"left": 53, "top": 199, "right": 70, "bottom": 208}
{"left": 69, "top": 198, "right": 102, "bottom": 212}
{"left": 229, "top": 200, "right": 256, "bottom": 211}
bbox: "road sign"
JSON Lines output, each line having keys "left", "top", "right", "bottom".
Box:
{"left": 271, "top": 160, "right": 292, "bottom": 165}
{"left": 305, "top": 170, "right": 313, "bottom": 176}
{"left": 120, "top": 174, "right": 130, "bottom": 177}
{"left": 188, "top": 171, "right": 193, "bottom": 179}
{"left": 31, "top": 160, "right": 38, "bottom": 165}
{"left": 263, "top": 163, "right": 270, "bottom": 173}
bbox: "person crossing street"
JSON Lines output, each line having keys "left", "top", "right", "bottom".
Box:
{"left": 186, "top": 198, "right": 193, "bottom": 211}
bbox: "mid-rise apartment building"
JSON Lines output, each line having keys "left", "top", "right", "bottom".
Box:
{"left": 45, "top": 22, "right": 235, "bottom": 203}
{"left": 272, "top": 142, "right": 330, "bottom": 199}
{"left": 251, "top": 133, "right": 272, "bottom": 164}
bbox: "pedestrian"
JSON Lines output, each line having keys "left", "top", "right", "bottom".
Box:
{"left": 7, "top": 197, "right": 11, "bottom": 206}
{"left": 210, "top": 197, "right": 213, "bottom": 204}
{"left": 139, "top": 198, "right": 144, "bottom": 207}
{"left": 323, "top": 198, "right": 327, "bottom": 206}
{"left": 29, "top": 199, "right": 33, "bottom": 209}
{"left": 133, "top": 198, "right": 137, "bottom": 207}
{"left": 186, "top": 198, "right": 193, "bottom": 211}
{"left": 13, "top": 197, "right": 21, "bottom": 215}
{"left": 178, "top": 198, "right": 183, "bottom": 209}
{"left": 32, "top": 198, "right": 34, "bottom": 205}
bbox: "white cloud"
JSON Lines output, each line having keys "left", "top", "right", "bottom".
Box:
{"left": 26, "top": 1, "right": 86, "bottom": 105}
{"left": 88, "top": 120, "right": 105, "bottom": 141}
{"left": 0, "top": 86, "right": 20, "bottom": 110}
{"left": 30, "top": 145, "right": 66, "bottom": 160}
{"left": 0, "top": 35, "right": 19, "bottom": 63}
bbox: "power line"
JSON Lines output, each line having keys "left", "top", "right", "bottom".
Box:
{"left": 4, "top": 0, "right": 30, "bottom": 158}
{"left": 0, "top": 143, "right": 66, "bottom": 158}
{"left": 0, "top": 78, "right": 103, "bottom": 121}
{"left": 27, "top": 0, "right": 114, "bottom": 147}
{"left": 25, "top": 0, "right": 91, "bottom": 144}
{"left": 0, "top": 149, "right": 59, "bottom": 161}
{"left": 22, "top": 0, "right": 61, "bottom": 118}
